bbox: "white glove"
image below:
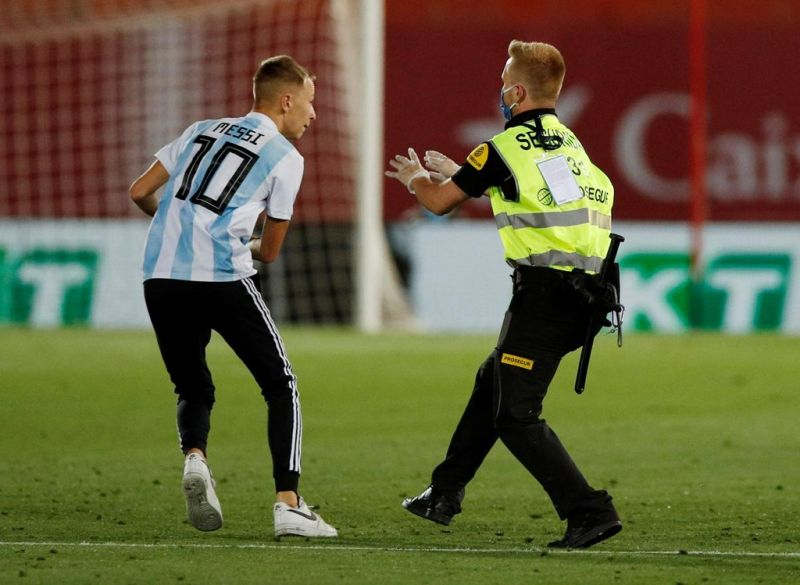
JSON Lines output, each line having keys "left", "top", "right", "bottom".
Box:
{"left": 424, "top": 150, "right": 460, "bottom": 182}
{"left": 385, "top": 148, "right": 430, "bottom": 194}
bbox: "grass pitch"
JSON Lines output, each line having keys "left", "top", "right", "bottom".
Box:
{"left": 1, "top": 327, "right": 798, "bottom": 584}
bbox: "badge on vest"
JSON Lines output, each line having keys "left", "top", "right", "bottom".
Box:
{"left": 536, "top": 155, "right": 582, "bottom": 205}
{"left": 500, "top": 353, "right": 534, "bottom": 370}
{"left": 467, "top": 143, "right": 489, "bottom": 170}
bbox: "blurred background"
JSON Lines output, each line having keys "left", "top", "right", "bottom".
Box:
{"left": 1, "top": 0, "right": 799, "bottom": 334}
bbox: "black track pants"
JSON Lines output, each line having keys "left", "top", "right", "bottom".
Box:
{"left": 144, "top": 275, "right": 301, "bottom": 493}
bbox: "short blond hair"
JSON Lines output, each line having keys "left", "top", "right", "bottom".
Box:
{"left": 252, "top": 55, "right": 314, "bottom": 105}
{"left": 507, "top": 40, "right": 565, "bottom": 102}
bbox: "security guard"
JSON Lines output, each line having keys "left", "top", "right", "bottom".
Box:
{"left": 385, "top": 40, "right": 621, "bottom": 549}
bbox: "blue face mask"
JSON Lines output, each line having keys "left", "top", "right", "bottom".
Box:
{"left": 499, "top": 85, "right": 518, "bottom": 121}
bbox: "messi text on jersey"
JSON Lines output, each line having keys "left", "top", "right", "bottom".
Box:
{"left": 210, "top": 122, "right": 266, "bottom": 146}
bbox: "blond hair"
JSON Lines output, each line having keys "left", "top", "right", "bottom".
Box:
{"left": 252, "top": 55, "right": 314, "bottom": 105}
{"left": 507, "top": 40, "right": 565, "bottom": 102}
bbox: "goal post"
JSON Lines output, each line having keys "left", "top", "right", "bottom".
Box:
{"left": 335, "top": 0, "right": 417, "bottom": 332}
{"left": 351, "top": 0, "right": 385, "bottom": 333}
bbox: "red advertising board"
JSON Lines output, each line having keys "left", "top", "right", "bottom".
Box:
{"left": 3, "top": 1, "right": 799, "bottom": 224}
{"left": 384, "top": 21, "right": 800, "bottom": 222}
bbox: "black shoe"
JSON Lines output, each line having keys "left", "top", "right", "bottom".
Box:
{"left": 402, "top": 485, "right": 463, "bottom": 526}
{"left": 548, "top": 508, "right": 622, "bottom": 549}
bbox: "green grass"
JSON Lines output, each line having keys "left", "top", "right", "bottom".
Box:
{"left": 1, "top": 328, "right": 798, "bottom": 584}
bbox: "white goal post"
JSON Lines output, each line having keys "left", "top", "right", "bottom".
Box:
{"left": 336, "top": 0, "right": 416, "bottom": 332}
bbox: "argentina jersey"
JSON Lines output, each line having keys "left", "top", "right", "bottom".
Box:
{"left": 142, "top": 112, "right": 303, "bottom": 282}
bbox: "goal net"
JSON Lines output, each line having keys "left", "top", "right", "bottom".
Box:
{"left": 0, "top": 0, "right": 411, "bottom": 328}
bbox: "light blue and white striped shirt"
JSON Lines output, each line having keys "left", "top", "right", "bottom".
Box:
{"left": 142, "top": 112, "right": 302, "bottom": 282}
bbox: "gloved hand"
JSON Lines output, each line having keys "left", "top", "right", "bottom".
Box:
{"left": 424, "top": 150, "right": 460, "bottom": 182}
{"left": 385, "top": 148, "right": 430, "bottom": 194}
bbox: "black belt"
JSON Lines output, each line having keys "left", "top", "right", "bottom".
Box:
{"left": 512, "top": 265, "right": 587, "bottom": 286}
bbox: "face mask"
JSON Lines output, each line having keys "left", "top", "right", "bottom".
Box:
{"left": 499, "top": 85, "right": 519, "bottom": 121}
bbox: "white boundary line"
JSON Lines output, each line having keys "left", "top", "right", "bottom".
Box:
{"left": 1, "top": 541, "right": 798, "bottom": 559}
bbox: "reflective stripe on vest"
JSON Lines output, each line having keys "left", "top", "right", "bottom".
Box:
{"left": 488, "top": 114, "right": 614, "bottom": 273}
{"left": 513, "top": 250, "right": 605, "bottom": 272}
{"left": 494, "top": 208, "right": 612, "bottom": 231}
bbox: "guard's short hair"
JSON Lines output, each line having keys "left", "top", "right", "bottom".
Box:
{"left": 507, "top": 40, "right": 565, "bottom": 102}
{"left": 253, "top": 55, "right": 314, "bottom": 104}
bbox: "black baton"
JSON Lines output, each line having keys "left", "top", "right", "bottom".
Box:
{"left": 574, "top": 233, "right": 625, "bottom": 395}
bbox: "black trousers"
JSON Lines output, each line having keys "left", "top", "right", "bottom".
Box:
{"left": 431, "top": 267, "right": 612, "bottom": 520}
{"left": 144, "top": 275, "right": 301, "bottom": 493}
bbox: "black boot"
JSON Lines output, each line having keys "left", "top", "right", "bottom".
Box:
{"left": 548, "top": 506, "right": 622, "bottom": 548}
{"left": 402, "top": 485, "right": 463, "bottom": 526}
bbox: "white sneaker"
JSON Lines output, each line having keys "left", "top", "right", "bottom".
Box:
{"left": 274, "top": 496, "right": 338, "bottom": 538}
{"left": 182, "top": 453, "right": 223, "bottom": 532}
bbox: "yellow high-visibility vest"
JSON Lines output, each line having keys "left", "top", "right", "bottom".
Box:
{"left": 485, "top": 114, "right": 614, "bottom": 273}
